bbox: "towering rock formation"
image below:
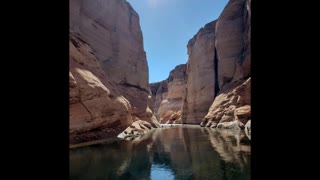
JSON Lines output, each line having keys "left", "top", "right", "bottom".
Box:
{"left": 201, "top": 0, "right": 251, "bottom": 128}
{"left": 181, "top": 21, "right": 218, "bottom": 124}
{"left": 150, "top": 64, "right": 187, "bottom": 124}
{"left": 150, "top": 0, "right": 251, "bottom": 127}
{"left": 215, "top": 0, "right": 251, "bottom": 88}
{"left": 69, "top": 0, "right": 159, "bottom": 144}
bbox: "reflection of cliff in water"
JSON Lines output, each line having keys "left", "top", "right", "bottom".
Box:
{"left": 155, "top": 127, "right": 223, "bottom": 179}
{"left": 70, "top": 126, "right": 250, "bottom": 180}
{"left": 70, "top": 134, "right": 155, "bottom": 180}
{"left": 205, "top": 128, "right": 251, "bottom": 170}
{"left": 151, "top": 126, "right": 251, "bottom": 179}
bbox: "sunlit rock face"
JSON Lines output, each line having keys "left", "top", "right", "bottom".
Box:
{"left": 158, "top": 64, "right": 186, "bottom": 124}
{"left": 150, "top": 80, "right": 168, "bottom": 116}
{"left": 69, "top": 0, "right": 159, "bottom": 144}
{"left": 117, "top": 119, "right": 156, "bottom": 140}
{"left": 150, "top": 64, "right": 187, "bottom": 124}
{"left": 70, "top": 0, "right": 148, "bottom": 90}
{"left": 70, "top": 33, "right": 133, "bottom": 144}
{"left": 201, "top": 78, "right": 251, "bottom": 129}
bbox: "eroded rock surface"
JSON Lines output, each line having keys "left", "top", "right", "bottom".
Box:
{"left": 70, "top": 0, "right": 159, "bottom": 144}
{"left": 150, "top": 64, "right": 186, "bottom": 123}
{"left": 201, "top": 78, "right": 251, "bottom": 129}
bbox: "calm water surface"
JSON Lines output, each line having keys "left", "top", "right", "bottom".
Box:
{"left": 70, "top": 125, "right": 250, "bottom": 180}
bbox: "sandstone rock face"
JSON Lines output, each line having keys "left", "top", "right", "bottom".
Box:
{"left": 181, "top": 21, "right": 218, "bottom": 124}
{"left": 200, "top": 0, "right": 251, "bottom": 129}
{"left": 235, "top": 105, "right": 251, "bottom": 124}
{"left": 69, "top": 33, "right": 133, "bottom": 143}
{"left": 70, "top": 0, "right": 148, "bottom": 91}
{"left": 158, "top": 64, "right": 186, "bottom": 123}
{"left": 245, "top": 120, "right": 251, "bottom": 140}
{"left": 215, "top": 0, "right": 251, "bottom": 89}
{"left": 117, "top": 119, "right": 155, "bottom": 140}
{"left": 150, "top": 80, "right": 168, "bottom": 116}
{"left": 201, "top": 78, "right": 251, "bottom": 129}
{"left": 150, "top": 64, "right": 186, "bottom": 123}
{"left": 166, "top": 64, "right": 187, "bottom": 100}
{"left": 70, "top": 0, "right": 159, "bottom": 144}
{"left": 160, "top": 111, "right": 182, "bottom": 124}
{"left": 178, "top": 0, "right": 251, "bottom": 126}
{"left": 149, "top": 0, "right": 251, "bottom": 127}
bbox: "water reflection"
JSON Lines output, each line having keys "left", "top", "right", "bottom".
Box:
{"left": 70, "top": 125, "right": 250, "bottom": 180}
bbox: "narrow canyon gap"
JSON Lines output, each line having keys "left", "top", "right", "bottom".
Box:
{"left": 69, "top": 0, "right": 251, "bottom": 143}
{"left": 69, "top": 0, "right": 251, "bottom": 179}
{"left": 151, "top": 0, "right": 251, "bottom": 131}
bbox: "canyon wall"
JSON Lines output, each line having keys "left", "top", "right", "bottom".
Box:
{"left": 151, "top": 0, "right": 251, "bottom": 127}
{"left": 69, "top": 0, "right": 159, "bottom": 144}
{"left": 201, "top": 0, "right": 251, "bottom": 129}
{"left": 181, "top": 20, "right": 218, "bottom": 124}
{"left": 150, "top": 64, "right": 186, "bottom": 124}
{"left": 150, "top": 80, "right": 168, "bottom": 115}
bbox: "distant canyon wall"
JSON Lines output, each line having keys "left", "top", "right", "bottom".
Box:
{"left": 69, "top": 0, "right": 159, "bottom": 144}
{"left": 151, "top": 0, "right": 251, "bottom": 128}
{"left": 150, "top": 64, "right": 186, "bottom": 124}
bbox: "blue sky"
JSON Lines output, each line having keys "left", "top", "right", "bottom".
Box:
{"left": 127, "top": 0, "right": 229, "bottom": 83}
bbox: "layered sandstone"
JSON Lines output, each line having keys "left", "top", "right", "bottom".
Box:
{"left": 150, "top": 64, "right": 187, "bottom": 124}
{"left": 69, "top": 0, "right": 159, "bottom": 144}
{"left": 201, "top": 78, "right": 251, "bottom": 129}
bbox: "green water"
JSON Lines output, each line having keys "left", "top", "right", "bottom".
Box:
{"left": 70, "top": 125, "right": 251, "bottom": 180}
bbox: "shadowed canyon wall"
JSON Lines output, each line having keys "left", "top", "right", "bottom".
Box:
{"left": 69, "top": 0, "right": 159, "bottom": 144}
{"left": 150, "top": 0, "right": 251, "bottom": 128}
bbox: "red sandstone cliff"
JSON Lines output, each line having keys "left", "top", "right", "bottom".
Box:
{"left": 69, "top": 0, "right": 159, "bottom": 144}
